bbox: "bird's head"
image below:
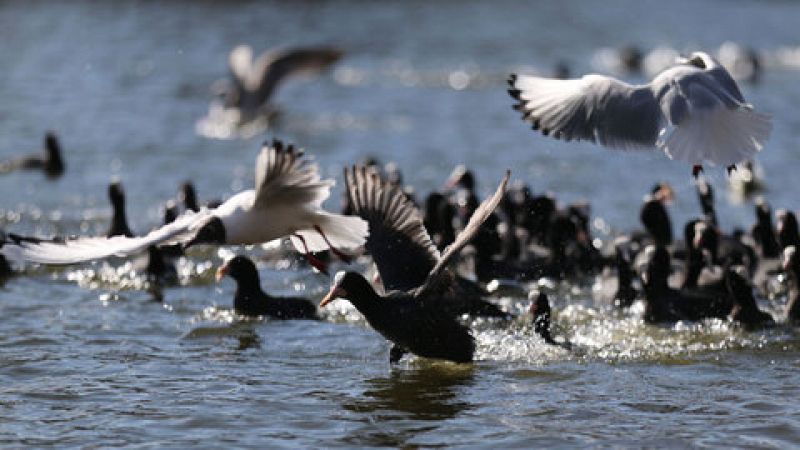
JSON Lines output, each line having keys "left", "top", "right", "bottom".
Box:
{"left": 108, "top": 181, "right": 126, "bottom": 208}
{"left": 678, "top": 52, "right": 715, "bottom": 69}
{"left": 319, "top": 271, "right": 373, "bottom": 308}
{"left": 179, "top": 181, "right": 199, "bottom": 212}
{"left": 317, "top": 47, "right": 345, "bottom": 67}
{"left": 215, "top": 255, "right": 258, "bottom": 284}
{"left": 162, "top": 200, "right": 179, "bottom": 225}
{"left": 44, "top": 132, "right": 61, "bottom": 159}
{"left": 783, "top": 246, "right": 798, "bottom": 272}
{"left": 185, "top": 216, "right": 226, "bottom": 249}
{"left": 444, "top": 164, "right": 475, "bottom": 191}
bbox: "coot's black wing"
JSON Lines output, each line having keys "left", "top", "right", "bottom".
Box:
{"left": 344, "top": 165, "right": 440, "bottom": 292}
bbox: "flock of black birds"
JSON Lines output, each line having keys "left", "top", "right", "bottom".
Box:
{"left": 1, "top": 131, "right": 798, "bottom": 364}
{"left": 0, "top": 44, "right": 796, "bottom": 366}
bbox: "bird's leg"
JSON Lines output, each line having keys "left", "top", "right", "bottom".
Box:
{"left": 313, "top": 225, "right": 353, "bottom": 264}
{"left": 389, "top": 345, "right": 407, "bottom": 364}
{"left": 292, "top": 233, "right": 329, "bottom": 275}
{"left": 692, "top": 165, "right": 704, "bottom": 178}
{"left": 726, "top": 165, "right": 737, "bottom": 176}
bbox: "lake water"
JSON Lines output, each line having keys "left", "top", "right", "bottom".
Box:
{"left": 1, "top": 0, "right": 799, "bottom": 447}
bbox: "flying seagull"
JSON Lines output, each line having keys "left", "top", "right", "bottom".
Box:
{"left": 508, "top": 51, "right": 772, "bottom": 177}
{"left": 0, "top": 140, "right": 368, "bottom": 273}
{"left": 221, "top": 45, "right": 343, "bottom": 117}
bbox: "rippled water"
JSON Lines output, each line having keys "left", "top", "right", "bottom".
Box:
{"left": 2, "top": 1, "right": 800, "bottom": 446}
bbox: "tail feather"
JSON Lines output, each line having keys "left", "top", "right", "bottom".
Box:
{"left": 290, "top": 213, "right": 368, "bottom": 254}
{"left": 660, "top": 106, "right": 772, "bottom": 166}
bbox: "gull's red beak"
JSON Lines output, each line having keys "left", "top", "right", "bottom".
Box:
{"left": 215, "top": 265, "right": 228, "bottom": 282}
{"left": 319, "top": 286, "right": 347, "bottom": 308}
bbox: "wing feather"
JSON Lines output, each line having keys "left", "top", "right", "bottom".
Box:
{"left": 509, "top": 74, "right": 662, "bottom": 150}
{"left": 344, "top": 165, "right": 440, "bottom": 292}
{"left": 250, "top": 47, "right": 343, "bottom": 104}
{"left": 1, "top": 210, "right": 209, "bottom": 265}
{"left": 254, "top": 139, "right": 334, "bottom": 209}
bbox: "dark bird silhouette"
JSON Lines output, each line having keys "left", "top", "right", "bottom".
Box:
{"left": 613, "top": 238, "right": 638, "bottom": 308}
{"left": 694, "top": 178, "right": 718, "bottom": 227}
{"left": 345, "top": 165, "right": 509, "bottom": 319}
{"left": 0, "top": 132, "right": 65, "bottom": 179}
{"left": 107, "top": 182, "right": 135, "bottom": 238}
{"left": 641, "top": 245, "right": 731, "bottom": 324}
{"left": 528, "top": 291, "right": 570, "bottom": 349}
{"left": 750, "top": 200, "right": 780, "bottom": 258}
{"left": 782, "top": 246, "right": 800, "bottom": 324}
{"left": 216, "top": 255, "right": 319, "bottom": 319}
{"left": 639, "top": 183, "right": 673, "bottom": 247}
{"left": 319, "top": 166, "right": 511, "bottom": 363}
{"left": 725, "top": 265, "right": 774, "bottom": 329}
{"left": 106, "top": 181, "right": 175, "bottom": 297}
{"left": 178, "top": 181, "right": 221, "bottom": 213}
{"left": 0, "top": 228, "right": 14, "bottom": 280}
{"left": 777, "top": 209, "right": 800, "bottom": 251}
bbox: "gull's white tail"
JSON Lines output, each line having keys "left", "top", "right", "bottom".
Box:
{"left": 659, "top": 106, "right": 772, "bottom": 166}
{"left": 290, "top": 213, "right": 368, "bottom": 254}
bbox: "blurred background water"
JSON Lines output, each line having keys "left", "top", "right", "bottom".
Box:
{"left": 1, "top": 0, "right": 799, "bottom": 446}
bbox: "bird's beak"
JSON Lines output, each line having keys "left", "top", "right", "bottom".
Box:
{"left": 215, "top": 265, "right": 228, "bottom": 282}
{"left": 319, "top": 286, "right": 347, "bottom": 308}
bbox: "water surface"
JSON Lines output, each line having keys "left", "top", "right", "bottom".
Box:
{"left": 1, "top": 1, "right": 800, "bottom": 447}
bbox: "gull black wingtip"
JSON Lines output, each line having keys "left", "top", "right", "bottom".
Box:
{"left": 507, "top": 88, "right": 522, "bottom": 100}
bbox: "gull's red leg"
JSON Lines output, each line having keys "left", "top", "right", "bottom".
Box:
{"left": 293, "top": 233, "right": 329, "bottom": 275}
{"left": 314, "top": 225, "right": 353, "bottom": 264}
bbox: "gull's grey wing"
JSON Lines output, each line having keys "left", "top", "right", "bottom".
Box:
{"left": 417, "top": 170, "right": 509, "bottom": 297}
{"left": 344, "top": 165, "right": 440, "bottom": 292}
{"left": 509, "top": 74, "right": 662, "bottom": 150}
{"left": 253, "top": 139, "right": 334, "bottom": 210}
{"left": 0, "top": 210, "right": 209, "bottom": 265}
{"left": 250, "top": 47, "right": 343, "bottom": 105}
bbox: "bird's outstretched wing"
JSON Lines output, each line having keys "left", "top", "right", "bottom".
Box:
{"left": 228, "top": 45, "right": 253, "bottom": 94}
{"left": 0, "top": 210, "right": 210, "bottom": 265}
{"left": 509, "top": 74, "right": 662, "bottom": 150}
{"left": 418, "top": 170, "right": 509, "bottom": 296}
{"left": 253, "top": 139, "right": 334, "bottom": 209}
{"left": 250, "top": 47, "right": 343, "bottom": 105}
{"left": 344, "top": 165, "right": 440, "bottom": 292}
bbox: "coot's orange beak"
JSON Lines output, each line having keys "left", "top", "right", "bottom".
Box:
{"left": 319, "top": 286, "right": 347, "bottom": 308}
{"left": 215, "top": 265, "right": 228, "bottom": 282}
